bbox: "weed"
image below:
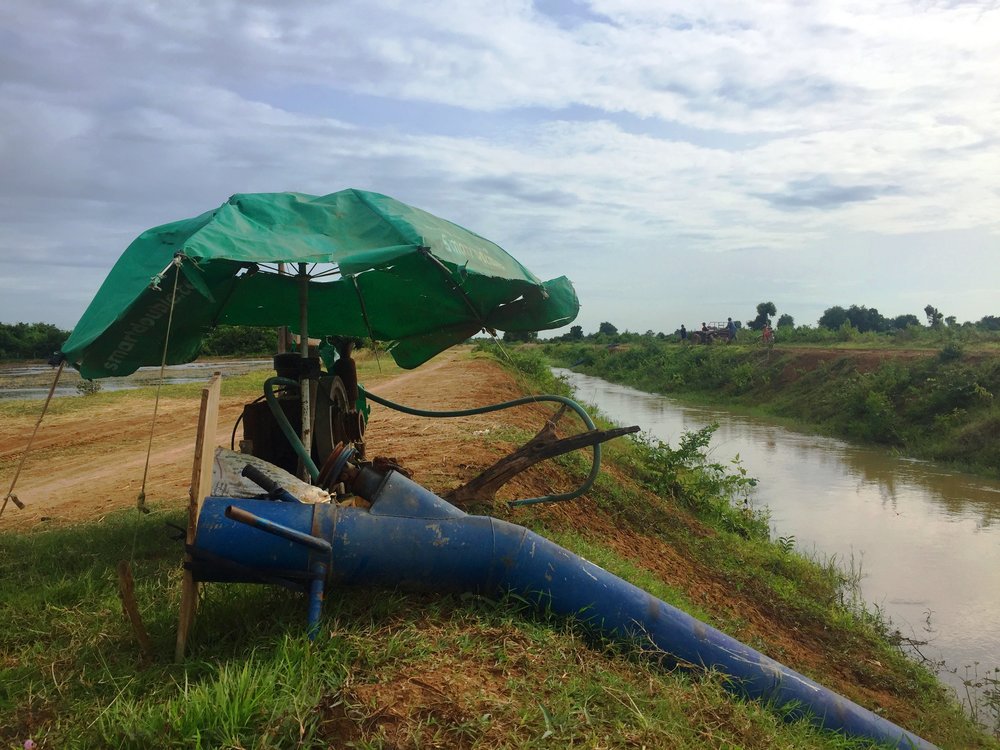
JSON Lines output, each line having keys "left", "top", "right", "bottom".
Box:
{"left": 776, "top": 535, "right": 796, "bottom": 554}
{"left": 939, "top": 342, "right": 965, "bottom": 362}
{"left": 74, "top": 379, "right": 103, "bottom": 396}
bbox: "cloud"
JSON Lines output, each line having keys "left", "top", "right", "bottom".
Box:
{"left": 754, "top": 176, "right": 904, "bottom": 211}
{"left": 0, "top": 0, "right": 998, "bottom": 334}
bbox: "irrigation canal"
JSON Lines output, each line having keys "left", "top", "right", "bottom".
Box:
{"left": 555, "top": 368, "right": 1000, "bottom": 701}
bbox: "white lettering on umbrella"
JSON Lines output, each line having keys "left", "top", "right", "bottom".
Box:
{"left": 103, "top": 278, "right": 196, "bottom": 372}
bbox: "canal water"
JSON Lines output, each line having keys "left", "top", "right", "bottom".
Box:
{"left": 556, "top": 368, "right": 1000, "bottom": 699}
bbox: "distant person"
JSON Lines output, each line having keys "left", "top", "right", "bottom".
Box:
{"left": 701, "top": 322, "right": 708, "bottom": 333}
{"left": 679, "top": 324, "right": 687, "bottom": 342}
{"left": 726, "top": 317, "right": 737, "bottom": 341}
{"left": 762, "top": 322, "right": 774, "bottom": 345}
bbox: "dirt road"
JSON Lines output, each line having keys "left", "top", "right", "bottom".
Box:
{"left": 0, "top": 349, "right": 545, "bottom": 529}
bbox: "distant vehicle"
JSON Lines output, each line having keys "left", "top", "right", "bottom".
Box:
{"left": 690, "top": 321, "right": 735, "bottom": 344}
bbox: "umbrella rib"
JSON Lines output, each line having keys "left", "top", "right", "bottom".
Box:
{"left": 351, "top": 275, "right": 378, "bottom": 342}
{"left": 418, "top": 247, "right": 485, "bottom": 326}
{"left": 309, "top": 266, "right": 342, "bottom": 280}
{"left": 351, "top": 275, "right": 382, "bottom": 370}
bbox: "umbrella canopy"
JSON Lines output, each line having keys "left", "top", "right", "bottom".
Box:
{"left": 61, "top": 189, "right": 579, "bottom": 378}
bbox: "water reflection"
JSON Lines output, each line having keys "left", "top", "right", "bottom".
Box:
{"left": 556, "top": 368, "right": 1000, "bottom": 695}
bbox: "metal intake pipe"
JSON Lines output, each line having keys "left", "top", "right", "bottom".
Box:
{"left": 190, "top": 467, "right": 936, "bottom": 750}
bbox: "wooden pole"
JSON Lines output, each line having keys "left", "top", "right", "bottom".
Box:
{"left": 1, "top": 360, "right": 65, "bottom": 517}
{"left": 298, "top": 263, "right": 312, "bottom": 480}
{"left": 277, "top": 261, "right": 287, "bottom": 354}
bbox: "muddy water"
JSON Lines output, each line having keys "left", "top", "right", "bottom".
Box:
{"left": 556, "top": 368, "right": 1000, "bottom": 697}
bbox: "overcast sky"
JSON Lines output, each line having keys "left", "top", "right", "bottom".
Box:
{"left": 1, "top": 0, "right": 998, "bottom": 335}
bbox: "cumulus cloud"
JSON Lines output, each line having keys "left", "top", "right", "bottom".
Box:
{"left": 0, "top": 0, "right": 997, "bottom": 332}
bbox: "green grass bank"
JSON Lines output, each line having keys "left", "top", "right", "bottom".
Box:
{"left": 543, "top": 339, "right": 1000, "bottom": 476}
{"left": 1, "top": 350, "right": 995, "bottom": 748}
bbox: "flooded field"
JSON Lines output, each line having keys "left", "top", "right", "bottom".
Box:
{"left": 0, "top": 359, "right": 272, "bottom": 400}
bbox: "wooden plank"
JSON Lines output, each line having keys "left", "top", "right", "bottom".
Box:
{"left": 192, "top": 372, "right": 222, "bottom": 531}
{"left": 175, "top": 372, "right": 222, "bottom": 662}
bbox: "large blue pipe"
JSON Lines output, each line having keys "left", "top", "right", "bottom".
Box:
{"left": 191, "top": 469, "right": 936, "bottom": 749}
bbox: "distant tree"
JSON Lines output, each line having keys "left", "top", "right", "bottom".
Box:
{"left": 501, "top": 330, "right": 538, "bottom": 343}
{"left": 977, "top": 315, "right": 1000, "bottom": 331}
{"left": 924, "top": 304, "right": 944, "bottom": 328}
{"left": 568, "top": 325, "right": 584, "bottom": 340}
{"left": 0, "top": 321, "right": 70, "bottom": 360}
{"left": 776, "top": 314, "right": 794, "bottom": 328}
{"left": 892, "top": 314, "right": 921, "bottom": 329}
{"left": 598, "top": 321, "right": 619, "bottom": 336}
{"left": 818, "top": 305, "right": 887, "bottom": 333}
{"left": 818, "top": 306, "right": 848, "bottom": 330}
{"left": 747, "top": 301, "right": 777, "bottom": 330}
{"left": 944, "top": 315, "right": 958, "bottom": 327}
{"left": 845, "top": 305, "right": 888, "bottom": 333}
{"left": 201, "top": 325, "right": 276, "bottom": 356}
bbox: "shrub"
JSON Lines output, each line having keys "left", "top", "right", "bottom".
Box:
{"left": 75, "top": 379, "right": 103, "bottom": 396}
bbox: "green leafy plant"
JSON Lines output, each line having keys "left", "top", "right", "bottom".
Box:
{"left": 75, "top": 378, "right": 103, "bottom": 396}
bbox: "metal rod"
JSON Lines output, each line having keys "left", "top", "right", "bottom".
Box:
{"left": 351, "top": 275, "right": 382, "bottom": 371}
{"left": 307, "top": 561, "right": 327, "bottom": 640}
{"left": 224, "top": 505, "right": 332, "bottom": 553}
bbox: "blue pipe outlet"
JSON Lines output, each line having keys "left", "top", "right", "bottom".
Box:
{"left": 191, "top": 470, "right": 937, "bottom": 750}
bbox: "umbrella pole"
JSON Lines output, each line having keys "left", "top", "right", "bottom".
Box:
{"left": 298, "top": 263, "right": 312, "bottom": 481}
{"left": 277, "top": 262, "right": 287, "bottom": 354}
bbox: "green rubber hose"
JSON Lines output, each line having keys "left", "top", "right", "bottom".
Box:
{"left": 264, "top": 377, "right": 321, "bottom": 482}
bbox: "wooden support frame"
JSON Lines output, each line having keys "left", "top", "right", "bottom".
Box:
{"left": 175, "top": 372, "right": 221, "bottom": 662}
{"left": 446, "top": 407, "right": 640, "bottom": 505}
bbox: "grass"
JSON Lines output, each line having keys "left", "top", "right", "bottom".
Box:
{"left": 1, "top": 507, "right": 904, "bottom": 749}
{"left": 1, "top": 347, "right": 995, "bottom": 748}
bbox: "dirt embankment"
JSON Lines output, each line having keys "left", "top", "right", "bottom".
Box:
{"left": 0, "top": 349, "right": 919, "bottom": 728}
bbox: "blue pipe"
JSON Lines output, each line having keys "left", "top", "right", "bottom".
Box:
{"left": 192, "top": 472, "right": 937, "bottom": 749}
{"left": 308, "top": 561, "right": 327, "bottom": 641}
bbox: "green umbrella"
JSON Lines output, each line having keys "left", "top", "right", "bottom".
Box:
{"left": 60, "top": 189, "right": 579, "bottom": 378}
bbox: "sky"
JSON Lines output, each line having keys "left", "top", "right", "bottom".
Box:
{"left": 1, "top": 0, "right": 999, "bottom": 336}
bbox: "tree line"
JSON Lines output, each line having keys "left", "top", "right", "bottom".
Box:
{"left": 0, "top": 322, "right": 279, "bottom": 362}
{"left": 534, "top": 301, "right": 1000, "bottom": 343}
{"left": 0, "top": 322, "right": 69, "bottom": 360}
